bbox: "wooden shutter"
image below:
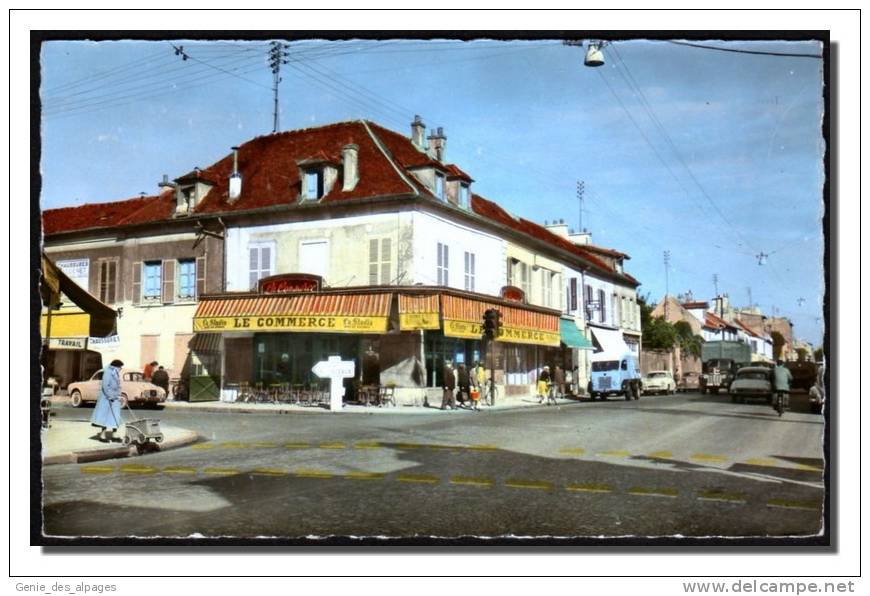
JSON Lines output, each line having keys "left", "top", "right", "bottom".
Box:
{"left": 570, "top": 278, "right": 577, "bottom": 311}
{"left": 369, "top": 239, "right": 378, "bottom": 284}
{"left": 380, "top": 238, "right": 391, "bottom": 284}
{"left": 131, "top": 261, "right": 142, "bottom": 305}
{"left": 196, "top": 256, "right": 206, "bottom": 298}
{"left": 162, "top": 259, "right": 176, "bottom": 304}
{"left": 107, "top": 260, "right": 117, "bottom": 304}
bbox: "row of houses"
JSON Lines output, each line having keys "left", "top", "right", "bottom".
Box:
{"left": 41, "top": 118, "right": 643, "bottom": 405}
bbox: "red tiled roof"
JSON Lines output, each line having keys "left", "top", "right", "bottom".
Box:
{"left": 682, "top": 301, "right": 710, "bottom": 310}
{"left": 444, "top": 163, "right": 473, "bottom": 181}
{"left": 704, "top": 311, "right": 736, "bottom": 330}
{"left": 733, "top": 318, "right": 761, "bottom": 338}
{"left": 41, "top": 189, "right": 175, "bottom": 235}
{"left": 584, "top": 244, "right": 629, "bottom": 259}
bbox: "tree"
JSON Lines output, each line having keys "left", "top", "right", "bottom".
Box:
{"left": 771, "top": 331, "right": 785, "bottom": 360}
{"left": 813, "top": 347, "right": 824, "bottom": 362}
{"left": 674, "top": 320, "right": 703, "bottom": 358}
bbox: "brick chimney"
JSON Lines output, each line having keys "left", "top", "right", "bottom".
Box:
{"left": 410, "top": 115, "right": 426, "bottom": 150}
{"left": 427, "top": 127, "right": 446, "bottom": 161}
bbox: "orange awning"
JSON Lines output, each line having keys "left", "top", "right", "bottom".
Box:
{"left": 398, "top": 294, "right": 440, "bottom": 330}
{"left": 193, "top": 293, "right": 392, "bottom": 334}
{"left": 441, "top": 295, "right": 560, "bottom": 346}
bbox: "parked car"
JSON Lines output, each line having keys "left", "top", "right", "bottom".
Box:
{"left": 641, "top": 370, "right": 676, "bottom": 395}
{"left": 677, "top": 371, "right": 701, "bottom": 393}
{"left": 728, "top": 366, "right": 773, "bottom": 404}
{"left": 67, "top": 369, "right": 167, "bottom": 408}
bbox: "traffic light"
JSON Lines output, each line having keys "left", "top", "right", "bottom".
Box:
{"left": 483, "top": 308, "right": 501, "bottom": 339}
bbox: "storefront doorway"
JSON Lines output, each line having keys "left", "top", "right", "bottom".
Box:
{"left": 424, "top": 332, "right": 482, "bottom": 387}
{"left": 253, "top": 333, "right": 360, "bottom": 386}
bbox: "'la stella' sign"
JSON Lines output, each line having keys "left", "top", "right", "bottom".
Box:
{"left": 257, "top": 273, "right": 323, "bottom": 294}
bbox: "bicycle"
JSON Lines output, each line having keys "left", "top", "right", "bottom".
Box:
{"left": 773, "top": 391, "right": 786, "bottom": 417}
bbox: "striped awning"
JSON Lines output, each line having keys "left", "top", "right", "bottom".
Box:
{"left": 193, "top": 293, "right": 393, "bottom": 334}
{"left": 189, "top": 333, "right": 222, "bottom": 353}
{"left": 441, "top": 295, "right": 560, "bottom": 347}
{"left": 398, "top": 294, "right": 440, "bottom": 330}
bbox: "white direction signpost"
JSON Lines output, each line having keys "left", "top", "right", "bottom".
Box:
{"left": 312, "top": 355, "right": 356, "bottom": 412}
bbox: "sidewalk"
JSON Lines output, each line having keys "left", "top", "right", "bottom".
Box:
{"left": 161, "top": 395, "right": 583, "bottom": 416}
{"left": 42, "top": 419, "right": 200, "bottom": 465}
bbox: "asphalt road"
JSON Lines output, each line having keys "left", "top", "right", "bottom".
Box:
{"left": 42, "top": 391, "right": 826, "bottom": 541}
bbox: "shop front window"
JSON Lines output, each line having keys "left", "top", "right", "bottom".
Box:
{"left": 424, "top": 332, "right": 481, "bottom": 388}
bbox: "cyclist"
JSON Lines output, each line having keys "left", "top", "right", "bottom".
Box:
{"left": 772, "top": 359, "right": 793, "bottom": 414}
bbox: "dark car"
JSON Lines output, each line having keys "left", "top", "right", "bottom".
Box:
{"left": 677, "top": 371, "right": 701, "bottom": 393}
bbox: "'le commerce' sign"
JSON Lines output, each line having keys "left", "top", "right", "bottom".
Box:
{"left": 258, "top": 273, "right": 323, "bottom": 295}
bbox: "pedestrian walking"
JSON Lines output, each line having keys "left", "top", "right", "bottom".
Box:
{"left": 143, "top": 360, "right": 158, "bottom": 382}
{"left": 457, "top": 363, "right": 471, "bottom": 409}
{"left": 537, "top": 365, "right": 551, "bottom": 404}
{"left": 441, "top": 359, "right": 457, "bottom": 410}
{"left": 151, "top": 365, "right": 170, "bottom": 396}
{"left": 552, "top": 364, "right": 565, "bottom": 404}
{"left": 91, "top": 359, "right": 124, "bottom": 443}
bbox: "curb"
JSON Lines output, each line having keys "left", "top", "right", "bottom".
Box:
{"left": 42, "top": 429, "right": 201, "bottom": 466}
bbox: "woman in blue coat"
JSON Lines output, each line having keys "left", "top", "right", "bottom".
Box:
{"left": 91, "top": 359, "right": 123, "bottom": 442}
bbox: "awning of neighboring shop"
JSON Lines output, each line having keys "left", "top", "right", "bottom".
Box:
{"left": 189, "top": 333, "right": 222, "bottom": 352}
{"left": 398, "top": 294, "right": 440, "bottom": 330}
{"left": 589, "top": 326, "right": 629, "bottom": 357}
{"left": 41, "top": 254, "right": 118, "bottom": 338}
{"left": 193, "top": 293, "right": 393, "bottom": 334}
{"left": 560, "top": 317, "right": 593, "bottom": 350}
{"left": 441, "top": 294, "right": 560, "bottom": 347}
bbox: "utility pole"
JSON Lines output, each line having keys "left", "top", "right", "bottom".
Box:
{"left": 576, "top": 180, "right": 585, "bottom": 233}
{"left": 747, "top": 286, "right": 753, "bottom": 310}
{"left": 713, "top": 273, "right": 721, "bottom": 317}
{"left": 268, "top": 41, "right": 290, "bottom": 133}
{"left": 664, "top": 250, "right": 671, "bottom": 320}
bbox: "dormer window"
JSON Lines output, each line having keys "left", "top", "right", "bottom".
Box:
{"left": 303, "top": 169, "right": 324, "bottom": 201}
{"left": 434, "top": 172, "right": 446, "bottom": 201}
{"left": 459, "top": 183, "right": 470, "bottom": 209}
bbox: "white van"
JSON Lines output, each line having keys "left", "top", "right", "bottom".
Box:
{"left": 589, "top": 352, "right": 641, "bottom": 400}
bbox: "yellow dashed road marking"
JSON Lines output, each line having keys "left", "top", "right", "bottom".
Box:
{"left": 395, "top": 442, "right": 422, "bottom": 450}
{"left": 191, "top": 443, "right": 217, "bottom": 450}
{"left": 690, "top": 453, "right": 728, "bottom": 463}
{"left": 203, "top": 467, "right": 239, "bottom": 476}
{"left": 319, "top": 442, "right": 347, "bottom": 450}
{"left": 429, "top": 444, "right": 459, "bottom": 451}
{"left": 294, "top": 468, "right": 334, "bottom": 479}
{"left": 467, "top": 444, "right": 498, "bottom": 451}
{"left": 450, "top": 476, "right": 494, "bottom": 488}
{"left": 767, "top": 499, "right": 821, "bottom": 511}
{"left": 628, "top": 487, "right": 678, "bottom": 498}
{"left": 397, "top": 473, "right": 439, "bottom": 484}
{"left": 794, "top": 464, "right": 823, "bottom": 472}
{"left": 250, "top": 442, "right": 278, "bottom": 448}
{"left": 162, "top": 466, "right": 197, "bottom": 475}
{"left": 505, "top": 479, "right": 553, "bottom": 491}
{"left": 566, "top": 482, "right": 614, "bottom": 494}
{"left": 344, "top": 472, "right": 385, "bottom": 481}
{"left": 353, "top": 442, "right": 381, "bottom": 450}
{"left": 284, "top": 442, "right": 311, "bottom": 449}
{"left": 647, "top": 450, "right": 673, "bottom": 459}
{"left": 743, "top": 458, "right": 779, "bottom": 467}
{"left": 251, "top": 467, "right": 288, "bottom": 476}
{"left": 220, "top": 441, "right": 248, "bottom": 449}
{"left": 80, "top": 465, "right": 114, "bottom": 474}
{"left": 119, "top": 464, "right": 157, "bottom": 475}
{"left": 598, "top": 450, "right": 631, "bottom": 458}
{"left": 559, "top": 447, "right": 586, "bottom": 456}
{"left": 698, "top": 490, "right": 747, "bottom": 504}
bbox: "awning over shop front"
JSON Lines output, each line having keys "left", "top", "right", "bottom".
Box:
{"left": 41, "top": 254, "right": 118, "bottom": 338}
{"left": 589, "top": 326, "right": 630, "bottom": 358}
{"left": 193, "top": 293, "right": 393, "bottom": 334}
{"left": 189, "top": 333, "right": 222, "bottom": 353}
{"left": 398, "top": 294, "right": 440, "bottom": 330}
{"left": 441, "top": 295, "right": 560, "bottom": 347}
{"left": 560, "top": 317, "right": 594, "bottom": 350}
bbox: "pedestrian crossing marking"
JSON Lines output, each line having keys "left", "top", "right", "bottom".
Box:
{"left": 119, "top": 464, "right": 158, "bottom": 474}
{"left": 203, "top": 467, "right": 239, "bottom": 476}
{"left": 319, "top": 442, "right": 347, "bottom": 449}
{"left": 647, "top": 451, "right": 673, "bottom": 459}
{"left": 294, "top": 468, "right": 334, "bottom": 479}
{"left": 450, "top": 476, "right": 494, "bottom": 487}
{"left": 80, "top": 465, "right": 114, "bottom": 474}
{"left": 162, "top": 466, "right": 197, "bottom": 475}
{"left": 251, "top": 467, "right": 288, "bottom": 476}
{"left": 566, "top": 483, "right": 614, "bottom": 493}
{"left": 690, "top": 453, "right": 728, "bottom": 463}
{"left": 628, "top": 487, "right": 678, "bottom": 498}
{"left": 505, "top": 479, "right": 553, "bottom": 491}
{"left": 558, "top": 448, "right": 586, "bottom": 456}
{"left": 598, "top": 450, "right": 631, "bottom": 457}
{"left": 344, "top": 472, "right": 385, "bottom": 481}
{"left": 397, "top": 473, "right": 439, "bottom": 484}
{"left": 766, "top": 498, "right": 821, "bottom": 511}
{"left": 284, "top": 442, "right": 311, "bottom": 449}
{"left": 698, "top": 490, "right": 746, "bottom": 504}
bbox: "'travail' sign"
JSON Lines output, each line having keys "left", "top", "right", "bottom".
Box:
{"left": 193, "top": 315, "right": 389, "bottom": 333}
{"left": 258, "top": 273, "right": 322, "bottom": 294}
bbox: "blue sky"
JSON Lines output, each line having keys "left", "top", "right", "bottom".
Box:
{"left": 40, "top": 38, "right": 826, "bottom": 345}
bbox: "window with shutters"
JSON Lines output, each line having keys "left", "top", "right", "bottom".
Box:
{"left": 302, "top": 169, "right": 324, "bottom": 201}
{"left": 463, "top": 251, "right": 475, "bottom": 291}
{"left": 369, "top": 238, "right": 392, "bottom": 285}
{"left": 177, "top": 259, "right": 196, "bottom": 301}
{"left": 598, "top": 288, "right": 606, "bottom": 323}
{"left": 248, "top": 242, "right": 275, "bottom": 290}
{"left": 142, "top": 261, "right": 162, "bottom": 302}
{"left": 570, "top": 278, "right": 578, "bottom": 311}
{"left": 542, "top": 270, "right": 552, "bottom": 307}
{"left": 459, "top": 183, "right": 470, "bottom": 209}
{"left": 436, "top": 242, "right": 449, "bottom": 286}
{"left": 519, "top": 262, "right": 530, "bottom": 297}
{"left": 97, "top": 259, "right": 118, "bottom": 304}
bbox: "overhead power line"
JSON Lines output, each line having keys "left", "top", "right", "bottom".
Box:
{"left": 666, "top": 40, "right": 823, "bottom": 59}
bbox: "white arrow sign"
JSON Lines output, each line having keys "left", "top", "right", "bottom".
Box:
{"left": 312, "top": 355, "right": 355, "bottom": 411}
